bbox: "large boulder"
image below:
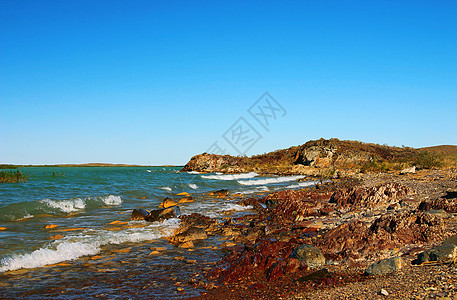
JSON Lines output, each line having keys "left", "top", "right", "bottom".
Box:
{"left": 414, "top": 234, "right": 457, "bottom": 264}
{"left": 291, "top": 245, "right": 325, "bottom": 269}
{"left": 365, "top": 257, "right": 404, "bottom": 275}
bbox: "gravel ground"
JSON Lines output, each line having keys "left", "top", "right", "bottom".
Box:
{"left": 296, "top": 261, "right": 457, "bottom": 300}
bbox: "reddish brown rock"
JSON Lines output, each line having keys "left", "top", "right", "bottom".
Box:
{"left": 316, "top": 210, "right": 447, "bottom": 260}
{"left": 329, "top": 182, "right": 414, "bottom": 209}
{"left": 418, "top": 197, "right": 457, "bottom": 213}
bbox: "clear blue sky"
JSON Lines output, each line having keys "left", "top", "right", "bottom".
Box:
{"left": 1, "top": 1, "right": 456, "bottom": 165}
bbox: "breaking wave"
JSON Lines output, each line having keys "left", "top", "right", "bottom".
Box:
{"left": 201, "top": 172, "right": 258, "bottom": 181}
{"left": 0, "top": 218, "right": 180, "bottom": 272}
{"left": 237, "top": 175, "right": 306, "bottom": 186}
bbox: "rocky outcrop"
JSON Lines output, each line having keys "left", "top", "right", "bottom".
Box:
{"left": 329, "top": 183, "right": 414, "bottom": 209}
{"left": 418, "top": 197, "right": 457, "bottom": 213}
{"left": 181, "top": 138, "right": 422, "bottom": 175}
{"left": 208, "top": 239, "right": 310, "bottom": 283}
{"left": 181, "top": 153, "right": 244, "bottom": 173}
{"left": 316, "top": 211, "right": 447, "bottom": 260}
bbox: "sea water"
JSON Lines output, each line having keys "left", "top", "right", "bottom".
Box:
{"left": 0, "top": 166, "right": 318, "bottom": 298}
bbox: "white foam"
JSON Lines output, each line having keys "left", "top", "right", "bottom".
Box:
{"left": 17, "top": 213, "right": 34, "bottom": 221}
{"left": 187, "top": 171, "right": 200, "bottom": 174}
{"left": 146, "top": 170, "right": 152, "bottom": 172}
{"left": 101, "top": 195, "right": 122, "bottom": 205}
{"left": 239, "top": 186, "right": 270, "bottom": 195}
{"left": 188, "top": 183, "right": 198, "bottom": 189}
{"left": 0, "top": 218, "right": 180, "bottom": 272}
{"left": 161, "top": 186, "right": 172, "bottom": 191}
{"left": 238, "top": 175, "right": 306, "bottom": 186}
{"left": 285, "top": 180, "right": 319, "bottom": 189}
{"left": 201, "top": 172, "right": 258, "bottom": 181}
{"left": 40, "top": 195, "right": 122, "bottom": 213}
{"left": 41, "top": 198, "right": 86, "bottom": 213}
{"left": 222, "top": 204, "right": 253, "bottom": 211}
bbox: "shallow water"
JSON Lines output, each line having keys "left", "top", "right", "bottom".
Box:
{"left": 0, "top": 167, "right": 318, "bottom": 298}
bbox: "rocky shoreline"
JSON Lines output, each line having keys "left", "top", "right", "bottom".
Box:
{"left": 134, "top": 168, "right": 457, "bottom": 299}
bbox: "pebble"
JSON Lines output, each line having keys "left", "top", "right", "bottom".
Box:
{"left": 380, "top": 289, "right": 389, "bottom": 296}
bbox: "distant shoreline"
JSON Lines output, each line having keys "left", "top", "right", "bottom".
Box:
{"left": 0, "top": 163, "right": 183, "bottom": 169}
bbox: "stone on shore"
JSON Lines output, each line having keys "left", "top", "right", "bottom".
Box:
{"left": 365, "top": 257, "right": 404, "bottom": 275}
{"left": 159, "top": 197, "right": 178, "bottom": 208}
{"left": 292, "top": 245, "right": 325, "bottom": 269}
{"left": 414, "top": 234, "right": 457, "bottom": 264}
{"left": 169, "top": 226, "right": 207, "bottom": 244}
{"left": 131, "top": 206, "right": 180, "bottom": 222}
{"left": 208, "top": 189, "right": 229, "bottom": 197}
{"left": 131, "top": 208, "right": 150, "bottom": 221}
{"left": 401, "top": 166, "right": 416, "bottom": 174}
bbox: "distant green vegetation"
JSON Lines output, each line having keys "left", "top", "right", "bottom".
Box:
{"left": 0, "top": 165, "right": 18, "bottom": 169}
{"left": 0, "top": 170, "right": 28, "bottom": 183}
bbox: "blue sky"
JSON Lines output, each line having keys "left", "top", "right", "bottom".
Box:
{"left": 1, "top": 1, "right": 456, "bottom": 165}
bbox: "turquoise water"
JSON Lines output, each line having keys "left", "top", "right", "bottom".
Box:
{"left": 0, "top": 167, "right": 317, "bottom": 298}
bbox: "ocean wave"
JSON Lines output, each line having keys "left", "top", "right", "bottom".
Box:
{"left": 201, "top": 172, "right": 258, "bottom": 181}
{"left": 285, "top": 180, "right": 319, "bottom": 189}
{"left": 161, "top": 186, "right": 172, "bottom": 191}
{"left": 0, "top": 218, "right": 180, "bottom": 272}
{"left": 187, "top": 171, "right": 200, "bottom": 174}
{"left": 188, "top": 183, "right": 198, "bottom": 189}
{"left": 237, "top": 175, "right": 306, "bottom": 186}
{"left": 239, "top": 186, "right": 270, "bottom": 195}
{"left": 40, "top": 198, "right": 86, "bottom": 213}
{"left": 0, "top": 195, "right": 123, "bottom": 221}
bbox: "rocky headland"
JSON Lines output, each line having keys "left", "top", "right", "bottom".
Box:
{"left": 141, "top": 139, "right": 457, "bottom": 299}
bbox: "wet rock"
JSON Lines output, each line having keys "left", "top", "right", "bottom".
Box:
{"left": 401, "top": 166, "right": 416, "bottom": 174}
{"left": 159, "top": 197, "right": 178, "bottom": 208}
{"left": 179, "top": 241, "right": 194, "bottom": 248}
{"left": 291, "top": 245, "right": 325, "bottom": 269}
{"left": 365, "top": 257, "right": 404, "bottom": 275}
{"left": 208, "top": 189, "right": 229, "bottom": 197}
{"left": 414, "top": 234, "right": 457, "bottom": 264}
{"left": 169, "top": 226, "right": 207, "bottom": 244}
{"left": 178, "top": 196, "right": 194, "bottom": 203}
{"left": 330, "top": 182, "right": 413, "bottom": 209}
{"left": 132, "top": 206, "right": 180, "bottom": 222}
{"left": 131, "top": 208, "right": 150, "bottom": 221}
{"left": 50, "top": 234, "right": 64, "bottom": 240}
{"left": 150, "top": 206, "right": 180, "bottom": 222}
